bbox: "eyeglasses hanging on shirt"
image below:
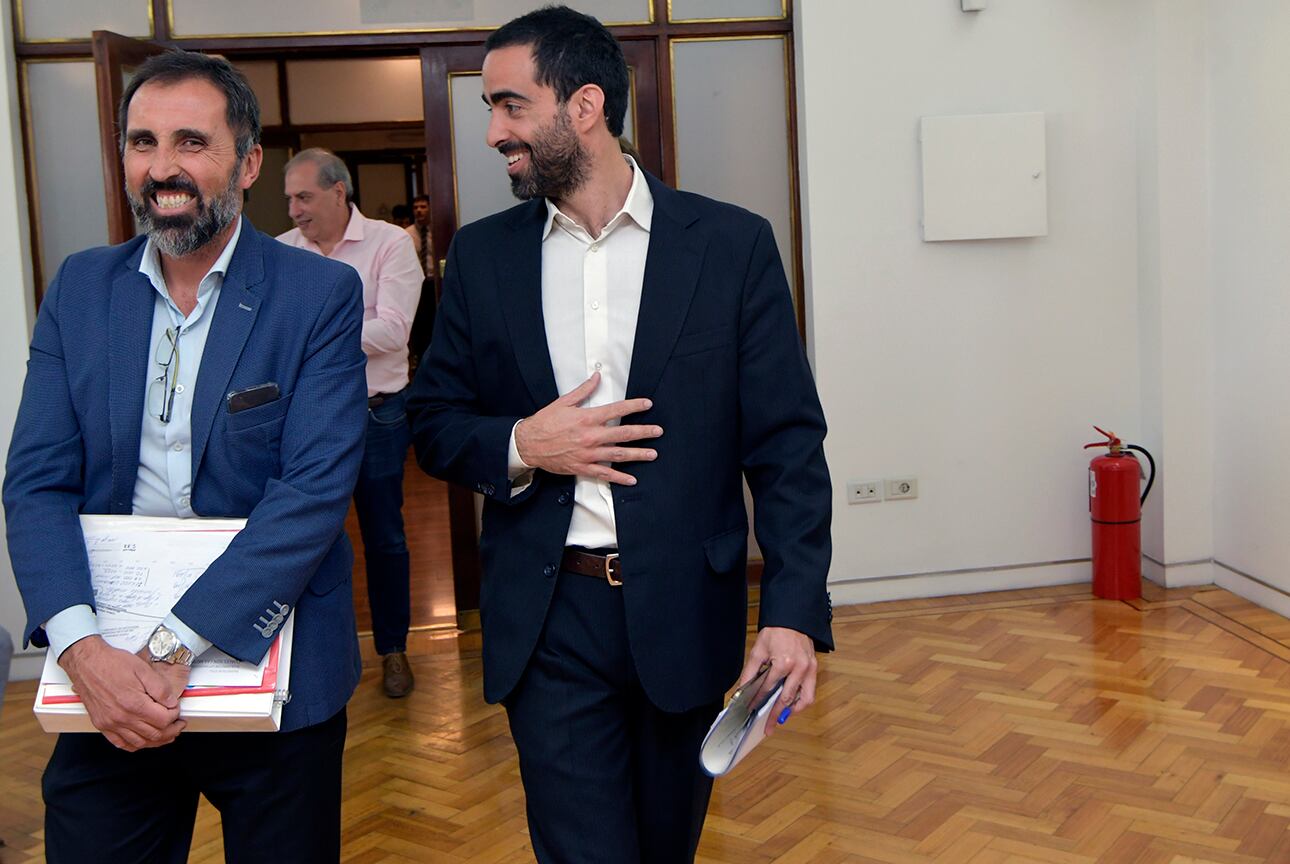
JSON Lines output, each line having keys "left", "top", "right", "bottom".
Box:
{"left": 147, "top": 326, "right": 180, "bottom": 424}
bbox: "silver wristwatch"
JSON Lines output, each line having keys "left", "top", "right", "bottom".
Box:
{"left": 146, "top": 625, "right": 196, "bottom": 666}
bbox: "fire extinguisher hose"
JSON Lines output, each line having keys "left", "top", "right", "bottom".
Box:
{"left": 1125, "top": 444, "right": 1156, "bottom": 506}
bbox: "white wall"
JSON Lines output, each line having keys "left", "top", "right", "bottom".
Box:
{"left": 1209, "top": 3, "right": 1290, "bottom": 611}
{"left": 1136, "top": 0, "right": 1215, "bottom": 588}
{"left": 798, "top": 0, "right": 1151, "bottom": 602}
{"left": 0, "top": 3, "right": 42, "bottom": 678}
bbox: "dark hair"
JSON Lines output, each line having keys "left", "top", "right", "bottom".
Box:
{"left": 485, "top": 5, "right": 629, "bottom": 137}
{"left": 412, "top": 194, "right": 430, "bottom": 205}
{"left": 118, "top": 50, "right": 261, "bottom": 161}
{"left": 391, "top": 204, "right": 411, "bottom": 220}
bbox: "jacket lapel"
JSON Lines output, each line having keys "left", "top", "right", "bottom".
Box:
{"left": 499, "top": 200, "right": 560, "bottom": 408}
{"left": 625, "top": 175, "right": 707, "bottom": 400}
{"left": 190, "top": 218, "right": 265, "bottom": 479}
{"left": 108, "top": 240, "right": 155, "bottom": 514}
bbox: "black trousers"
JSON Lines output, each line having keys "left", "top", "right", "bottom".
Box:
{"left": 504, "top": 570, "right": 722, "bottom": 864}
{"left": 42, "top": 707, "right": 347, "bottom": 864}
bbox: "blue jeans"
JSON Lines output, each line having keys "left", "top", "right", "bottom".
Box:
{"left": 353, "top": 390, "right": 412, "bottom": 655}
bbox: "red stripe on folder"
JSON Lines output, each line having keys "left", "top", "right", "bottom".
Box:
{"left": 41, "top": 636, "right": 281, "bottom": 706}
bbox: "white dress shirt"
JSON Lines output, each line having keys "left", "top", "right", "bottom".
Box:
{"left": 43, "top": 220, "right": 243, "bottom": 660}
{"left": 508, "top": 157, "right": 653, "bottom": 550}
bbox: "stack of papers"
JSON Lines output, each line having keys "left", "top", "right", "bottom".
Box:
{"left": 34, "top": 515, "right": 293, "bottom": 733}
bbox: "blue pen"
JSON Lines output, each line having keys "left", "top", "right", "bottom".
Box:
{"left": 777, "top": 705, "right": 792, "bottom": 725}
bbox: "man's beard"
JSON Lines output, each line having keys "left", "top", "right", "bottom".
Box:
{"left": 503, "top": 109, "right": 589, "bottom": 202}
{"left": 127, "top": 165, "right": 243, "bottom": 258}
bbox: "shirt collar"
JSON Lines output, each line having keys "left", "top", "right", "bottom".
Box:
{"left": 542, "top": 155, "right": 653, "bottom": 241}
{"left": 139, "top": 216, "right": 243, "bottom": 304}
{"left": 295, "top": 204, "right": 364, "bottom": 256}
{"left": 341, "top": 204, "right": 364, "bottom": 243}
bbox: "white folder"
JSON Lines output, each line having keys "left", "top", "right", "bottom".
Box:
{"left": 699, "top": 665, "right": 785, "bottom": 777}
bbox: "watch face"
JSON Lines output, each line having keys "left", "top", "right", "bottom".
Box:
{"left": 149, "top": 628, "right": 177, "bottom": 658}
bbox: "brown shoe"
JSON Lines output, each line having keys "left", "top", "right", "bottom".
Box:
{"left": 381, "top": 652, "right": 414, "bottom": 698}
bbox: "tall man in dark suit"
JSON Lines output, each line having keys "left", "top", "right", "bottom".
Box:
{"left": 408, "top": 7, "right": 832, "bottom": 862}
{"left": 4, "top": 50, "right": 367, "bottom": 863}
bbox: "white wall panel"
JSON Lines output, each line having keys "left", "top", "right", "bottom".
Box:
{"left": 672, "top": 37, "right": 795, "bottom": 297}
{"left": 669, "top": 0, "right": 782, "bottom": 22}
{"left": 450, "top": 72, "right": 526, "bottom": 227}
{"left": 1210, "top": 2, "right": 1290, "bottom": 595}
{"left": 25, "top": 61, "right": 109, "bottom": 292}
{"left": 19, "top": 0, "right": 150, "bottom": 42}
{"left": 287, "top": 58, "right": 422, "bottom": 125}
{"left": 169, "top": 0, "right": 650, "bottom": 37}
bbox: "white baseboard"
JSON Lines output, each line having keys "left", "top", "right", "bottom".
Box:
{"left": 1142, "top": 556, "right": 1166, "bottom": 586}
{"left": 1159, "top": 560, "right": 1216, "bottom": 587}
{"left": 1144, "top": 556, "right": 1216, "bottom": 588}
{"left": 828, "top": 559, "right": 1091, "bottom": 606}
{"left": 1214, "top": 561, "right": 1290, "bottom": 621}
{"left": 828, "top": 554, "right": 1222, "bottom": 608}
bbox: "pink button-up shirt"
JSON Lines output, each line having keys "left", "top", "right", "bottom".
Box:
{"left": 278, "top": 205, "right": 423, "bottom": 396}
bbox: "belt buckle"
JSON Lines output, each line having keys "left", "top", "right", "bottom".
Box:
{"left": 604, "top": 553, "right": 622, "bottom": 587}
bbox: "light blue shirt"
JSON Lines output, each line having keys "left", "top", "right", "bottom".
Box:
{"left": 44, "top": 221, "right": 243, "bottom": 660}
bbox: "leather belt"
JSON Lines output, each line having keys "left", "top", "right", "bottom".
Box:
{"left": 561, "top": 548, "right": 623, "bottom": 587}
{"left": 368, "top": 390, "right": 401, "bottom": 409}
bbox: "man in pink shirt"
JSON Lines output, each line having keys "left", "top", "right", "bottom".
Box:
{"left": 278, "top": 148, "right": 423, "bottom": 697}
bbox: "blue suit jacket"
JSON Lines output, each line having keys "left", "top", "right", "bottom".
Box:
{"left": 408, "top": 173, "right": 833, "bottom": 713}
{"left": 3, "top": 218, "right": 368, "bottom": 732}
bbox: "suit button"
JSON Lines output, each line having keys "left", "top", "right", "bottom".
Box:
{"left": 543, "top": 563, "right": 556, "bottom": 578}
{"left": 557, "top": 491, "right": 571, "bottom": 505}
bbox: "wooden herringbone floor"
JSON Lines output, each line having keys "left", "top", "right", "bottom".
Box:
{"left": 6, "top": 583, "right": 1290, "bottom": 862}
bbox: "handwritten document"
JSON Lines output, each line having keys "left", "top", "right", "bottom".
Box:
{"left": 44, "top": 515, "right": 266, "bottom": 689}
{"left": 35, "top": 515, "right": 294, "bottom": 733}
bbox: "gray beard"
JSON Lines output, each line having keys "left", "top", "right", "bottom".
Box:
{"left": 128, "top": 167, "right": 243, "bottom": 258}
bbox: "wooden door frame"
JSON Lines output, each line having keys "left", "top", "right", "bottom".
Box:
{"left": 91, "top": 31, "right": 169, "bottom": 245}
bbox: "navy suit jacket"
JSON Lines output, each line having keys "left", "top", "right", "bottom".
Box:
{"left": 408, "top": 173, "right": 833, "bottom": 713}
{"left": 3, "top": 218, "right": 368, "bottom": 732}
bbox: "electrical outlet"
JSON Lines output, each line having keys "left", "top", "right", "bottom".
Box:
{"left": 886, "top": 477, "right": 918, "bottom": 500}
{"left": 846, "top": 480, "right": 882, "bottom": 504}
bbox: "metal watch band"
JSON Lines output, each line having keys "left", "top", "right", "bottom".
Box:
{"left": 168, "top": 642, "right": 196, "bottom": 666}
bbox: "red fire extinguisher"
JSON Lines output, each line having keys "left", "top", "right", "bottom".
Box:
{"left": 1083, "top": 426, "right": 1156, "bottom": 600}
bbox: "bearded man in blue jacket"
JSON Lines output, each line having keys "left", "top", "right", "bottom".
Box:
{"left": 4, "top": 50, "right": 367, "bottom": 864}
